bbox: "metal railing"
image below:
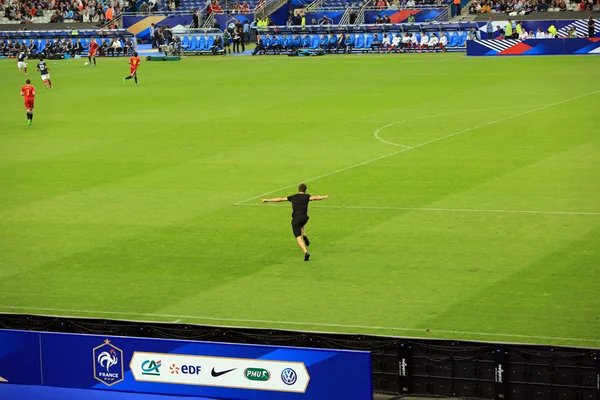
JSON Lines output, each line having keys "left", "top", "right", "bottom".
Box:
{"left": 338, "top": 7, "right": 351, "bottom": 25}
{"left": 202, "top": 12, "right": 215, "bottom": 28}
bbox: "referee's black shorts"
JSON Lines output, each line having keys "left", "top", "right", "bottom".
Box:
{"left": 291, "top": 217, "right": 309, "bottom": 238}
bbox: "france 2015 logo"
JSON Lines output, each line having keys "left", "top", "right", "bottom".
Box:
{"left": 93, "top": 339, "right": 125, "bottom": 386}
{"left": 281, "top": 368, "right": 297, "bottom": 385}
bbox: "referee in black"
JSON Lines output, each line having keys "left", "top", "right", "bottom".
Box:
{"left": 262, "top": 183, "right": 329, "bottom": 261}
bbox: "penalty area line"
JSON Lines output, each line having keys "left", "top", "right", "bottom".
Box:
{"left": 0, "top": 306, "right": 599, "bottom": 344}
{"left": 234, "top": 90, "right": 600, "bottom": 206}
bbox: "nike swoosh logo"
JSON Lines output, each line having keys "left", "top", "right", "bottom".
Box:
{"left": 211, "top": 368, "right": 236, "bottom": 377}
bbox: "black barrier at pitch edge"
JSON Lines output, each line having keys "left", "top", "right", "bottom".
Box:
{"left": 0, "top": 313, "right": 597, "bottom": 399}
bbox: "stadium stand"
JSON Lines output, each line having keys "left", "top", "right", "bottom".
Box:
{"left": 0, "top": 0, "right": 123, "bottom": 25}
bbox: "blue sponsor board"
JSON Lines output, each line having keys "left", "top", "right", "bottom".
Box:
{"left": 466, "top": 38, "right": 600, "bottom": 56}
{"left": 0, "top": 329, "right": 372, "bottom": 400}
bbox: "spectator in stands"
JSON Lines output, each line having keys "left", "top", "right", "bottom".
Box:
{"left": 319, "top": 15, "right": 333, "bottom": 25}
{"left": 344, "top": 34, "right": 354, "bottom": 53}
{"left": 190, "top": 10, "right": 199, "bottom": 28}
{"left": 480, "top": 1, "right": 491, "bottom": 12}
{"left": 242, "top": 2, "right": 250, "bottom": 12}
{"left": 557, "top": 0, "right": 566, "bottom": 10}
{"left": 382, "top": 33, "right": 391, "bottom": 52}
{"left": 383, "top": 14, "right": 390, "bottom": 23}
{"left": 535, "top": 27, "right": 545, "bottom": 38}
{"left": 439, "top": 32, "right": 448, "bottom": 50}
{"left": 588, "top": 16, "right": 595, "bottom": 38}
{"left": 375, "top": 15, "right": 383, "bottom": 24}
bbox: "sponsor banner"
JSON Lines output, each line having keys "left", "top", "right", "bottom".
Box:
{"left": 475, "top": 19, "right": 599, "bottom": 39}
{"left": 0, "top": 329, "right": 371, "bottom": 400}
{"left": 130, "top": 352, "right": 309, "bottom": 392}
{"left": 467, "top": 38, "right": 600, "bottom": 56}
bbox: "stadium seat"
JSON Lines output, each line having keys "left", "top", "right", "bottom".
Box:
{"left": 181, "top": 36, "right": 189, "bottom": 50}
{"left": 449, "top": 32, "right": 458, "bottom": 47}
{"left": 205, "top": 36, "right": 214, "bottom": 51}
{"left": 364, "top": 35, "right": 372, "bottom": 51}
{"left": 355, "top": 34, "right": 365, "bottom": 50}
{"left": 459, "top": 32, "right": 467, "bottom": 47}
{"left": 310, "top": 35, "right": 319, "bottom": 49}
{"left": 198, "top": 36, "right": 206, "bottom": 51}
{"left": 189, "top": 36, "right": 198, "bottom": 51}
{"left": 415, "top": 33, "right": 421, "bottom": 43}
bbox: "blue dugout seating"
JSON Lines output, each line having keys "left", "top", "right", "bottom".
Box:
{"left": 0, "top": 29, "right": 135, "bottom": 57}
{"left": 181, "top": 34, "right": 223, "bottom": 54}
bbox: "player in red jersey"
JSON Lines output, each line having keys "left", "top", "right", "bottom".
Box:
{"left": 21, "top": 78, "right": 36, "bottom": 126}
{"left": 123, "top": 51, "right": 141, "bottom": 85}
{"left": 88, "top": 38, "right": 98, "bottom": 66}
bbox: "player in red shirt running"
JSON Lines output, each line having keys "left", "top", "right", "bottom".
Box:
{"left": 123, "top": 52, "right": 141, "bottom": 85}
{"left": 21, "top": 78, "right": 36, "bottom": 126}
{"left": 88, "top": 38, "right": 99, "bottom": 66}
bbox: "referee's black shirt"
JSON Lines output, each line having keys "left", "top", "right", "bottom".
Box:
{"left": 287, "top": 193, "right": 311, "bottom": 219}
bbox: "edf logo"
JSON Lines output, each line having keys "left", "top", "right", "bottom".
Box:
{"left": 182, "top": 365, "right": 202, "bottom": 374}
{"left": 170, "top": 364, "right": 202, "bottom": 375}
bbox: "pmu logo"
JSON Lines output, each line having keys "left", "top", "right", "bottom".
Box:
{"left": 141, "top": 360, "right": 162, "bottom": 376}
{"left": 495, "top": 364, "right": 504, "bottom": 383}
{"left": 281, "top": 368, "right": 297, "bottom": 385}
{"left": 93, "top": 339, "right": 124, "bottom": 386}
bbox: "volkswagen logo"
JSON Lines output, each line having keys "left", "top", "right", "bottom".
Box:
{"left": 280, "top": 368, "right": 297, "bottom": 385}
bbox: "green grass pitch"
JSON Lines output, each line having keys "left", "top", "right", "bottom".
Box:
{"left": 1, "top": 53, "right": 599, "bottom": 347}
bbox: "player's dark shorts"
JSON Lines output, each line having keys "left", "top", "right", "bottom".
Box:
{"left": 291, "top": 216, "right": 309, "bottom": 238}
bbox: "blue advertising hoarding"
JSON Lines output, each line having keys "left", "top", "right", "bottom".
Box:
{"left": 466, "top": 37, "right": 600, "bottom": 56}
{"left": 0, "top": 329, "right": 372, "bottom": 400}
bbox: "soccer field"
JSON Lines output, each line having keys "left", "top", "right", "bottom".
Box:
{"left": 1, "top": 53, "right": 599, "bottom": 348}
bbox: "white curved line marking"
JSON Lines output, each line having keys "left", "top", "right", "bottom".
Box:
{"left": 373, "top": 105, "right": 547, "bottom": 148}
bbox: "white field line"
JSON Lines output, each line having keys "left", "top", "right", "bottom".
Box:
{"left": 235, "top": 91, "right": 600, "bottom": 205}
{"left": 0, "top": 306, "right": 598, "bottom": 344}
{"left": 236, "top": 203, "right": 600, "bottom": 216}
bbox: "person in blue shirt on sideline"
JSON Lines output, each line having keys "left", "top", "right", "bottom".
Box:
{"left": 280, "top": 34, "right": 288, "bottom": 52}
{"left": 486, "top": 17, "right": 493, "bottom": 39}
{"left": 301, "top": 34, "right": 310, "bottom": 48}
{"left": 290, "top": 34, "right": 301, "bottom": 51}
{"left": 371, "top": 33, "right": 382, "bottom": 52}
{"left": 243, "top": 21, "right": 250, "bottom": 44}
{"left": 319, "top": 34, "right": 328, "bottom": 49}
{"left": 344, "top": 34, "right": 354, "bottom": 53}
{"left": 270, "top": 35, "right": 281, "bottom": 54}
{"left": 326, "top": 33, "right": 337, "bottom": 53}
